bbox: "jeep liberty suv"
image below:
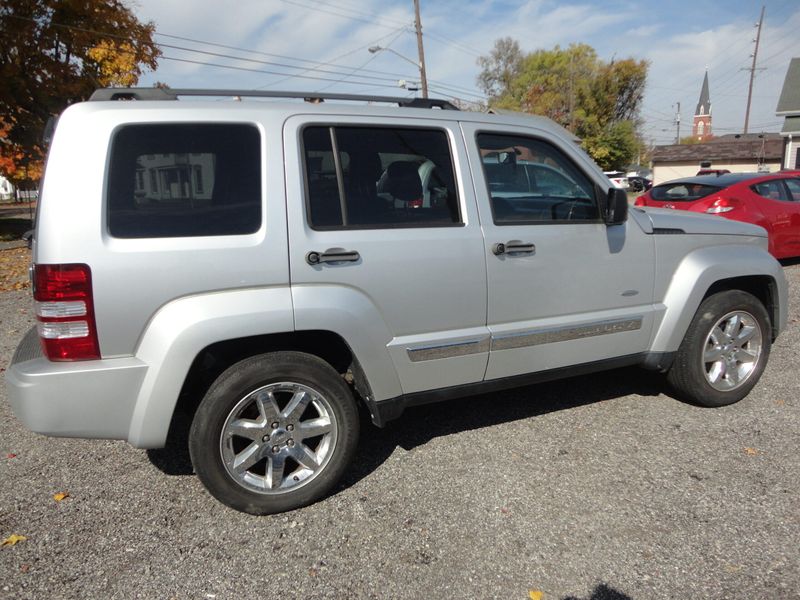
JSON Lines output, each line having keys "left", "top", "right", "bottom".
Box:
{"left": 5, "top": 88, "right": 788, "bottom": 515}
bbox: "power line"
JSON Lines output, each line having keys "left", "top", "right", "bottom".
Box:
{"left": 258, "top": 27, "right": 410, "bottom": 89}
{"left": 313, "top": 28, "right": 407, "bottom": 93}
{"left": 276, "top": 0, "right": 409, "bottom": 30}
{"left": 4, "top": 11, "right": 486, "bottom": 101}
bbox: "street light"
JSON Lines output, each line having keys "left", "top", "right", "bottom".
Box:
{"left": 368, "top": 45, "right": 421, "bottom": 69}
{"left": 368, "top": 45, "right": 428, "bottom": 98}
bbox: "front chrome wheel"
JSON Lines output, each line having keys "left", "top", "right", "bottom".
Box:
{"left": 668, "top": 290, "right": 771, "bottom": 408}
{"left": 220, "top": 382, "right": 338, "bottom": 495}
{"left": 702, "top": 310, "right": 763, "bottom": 392}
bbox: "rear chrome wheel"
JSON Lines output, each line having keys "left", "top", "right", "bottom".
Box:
{"left": 190, "top": 352, "right": 359, "bottom": 514}
{"left": 220, "top": 381, "right": 338, "bottom": 495}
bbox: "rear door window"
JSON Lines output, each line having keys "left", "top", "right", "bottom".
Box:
{"left": 302, "top": 126, "right": 461, "bottom": 229}
{"left": 107, "top": 123, "right": 261, "bottom": 238}
{"left": 783, "top": 178, "right": 800, "bottom": 201}
{"left": 752, "top": 180, "right": 790, "bottom": 202}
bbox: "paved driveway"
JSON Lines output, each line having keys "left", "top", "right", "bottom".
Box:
{"left": 1, "top": 265, "right": 799, "bottom": 600}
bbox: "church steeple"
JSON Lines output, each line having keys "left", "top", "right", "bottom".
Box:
{"left": 693, "top": 71, "right": 713, "bottom": 141}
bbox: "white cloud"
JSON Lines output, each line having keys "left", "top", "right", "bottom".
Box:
{"left": 125, "top": 0, "right": 799, "bottom": 141}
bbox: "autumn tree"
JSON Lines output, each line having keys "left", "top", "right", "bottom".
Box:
{"left": 477, "top": 42, "right": 648, "bottom": 170}
{"left": 0, "top": 0, "right": 161, "bottom": 185}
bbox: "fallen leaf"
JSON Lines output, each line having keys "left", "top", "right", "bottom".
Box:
{"left": 775, "top": 399, "right": 785, "bottom": 406}
{"left": 6, "top": 453, "right": 17, "bottom": 459}
{"left": 20, "top": 564, "right": 30, "bottom": 573}
{"left": 1, "top": 534, "right": 27, "bottom": 546}
{"left": 53, "top": 491, "right": 70, "bottom": 502}
{"left": 744, "top": 447, "right": 759, "bottom": 456}
{"left": 529, "top": 591, "right": 544, "bottom": 600}
{"left": 500, "top": 507, "right": 510, "bottom": 515}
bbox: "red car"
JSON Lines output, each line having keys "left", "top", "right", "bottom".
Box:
{"left": 635, "top": 172, "right": 800, "bottom": 259}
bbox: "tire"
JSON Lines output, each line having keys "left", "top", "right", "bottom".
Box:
{"left": 189, "top": 352, "right": 359, "bottom": 515}
{"left": 667, "top": 290, "right": 771, "bottom": 407}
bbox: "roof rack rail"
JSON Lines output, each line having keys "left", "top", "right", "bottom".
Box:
{"left": 88, "top": 88, "right": 459, "bottom": 110}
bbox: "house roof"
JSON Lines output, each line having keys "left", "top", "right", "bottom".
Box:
{"left": 652, "top": 133, "right": 783, "bottom": 163}
{"left": 695, "top": 71, "right": 711, "bottom": 116}
{"left": 776, "top": 58, "right": 800, "bottom": 114}
{"left": 782, "top": 115, "right": 800, "bottom": 134}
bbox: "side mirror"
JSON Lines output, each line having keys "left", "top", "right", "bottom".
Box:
{"left": 605, "top": 188, "right": 628, "bottom": 225}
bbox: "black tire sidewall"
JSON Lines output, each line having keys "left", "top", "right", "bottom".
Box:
{"left": 670, "top": 291, "right": 771, "bottom": 407}
{"left": 189, "top": 352, "right": 359, "bottom": 515}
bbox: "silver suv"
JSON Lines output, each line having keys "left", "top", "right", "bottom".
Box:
{"left": 5, "top": 88, "right": 788, "bottom": 514}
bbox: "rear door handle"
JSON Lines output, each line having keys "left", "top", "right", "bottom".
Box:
{"left": 492, "top": 240, "right": 535, "bottom": 256}
{"left": 306, "top": 248, "right": 360, "bottom": 265}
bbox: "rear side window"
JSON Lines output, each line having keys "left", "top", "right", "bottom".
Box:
{"left": 302, "top": 125, "right": 461, "bottom": 229}
{"left": 107, "top": 124, "right": 261, "bottom": 238}
{"left": 650, "top": 183, "right": 720, "bottom": 202}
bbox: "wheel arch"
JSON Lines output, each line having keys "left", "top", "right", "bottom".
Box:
{"left": 650, "top": 244, "right": 787, "bottom": 356}
{"left": 172, "top": 330, "right": 376, "bottom": 443}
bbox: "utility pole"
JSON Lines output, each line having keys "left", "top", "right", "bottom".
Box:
{"left": 743, "top": 5, "right": 765, "bottom": 134}
{"left": 675, "top": 102, "right": 681, "bottom": 144}
{"left": 413, "top": 0, "right": 429, "bottom": 99}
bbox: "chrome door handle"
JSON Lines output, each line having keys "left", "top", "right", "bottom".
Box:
{"left": 492, "top": 240, "right": 535, "bottom": 256}
{"left": 306, "top": 248, "right": 360, "bottom": 265}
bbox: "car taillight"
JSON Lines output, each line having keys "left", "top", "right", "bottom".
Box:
{"left": 634, "top": 196, "right": 647, "bottom": 206}
{"left": 33, "top": 264, "right": 100, "bottom": 361}
{"left": 705, "top": 197, "right": 736, "bottom": 214}
{"left": 407, "top": 199, "right": 423, "bottom": 209}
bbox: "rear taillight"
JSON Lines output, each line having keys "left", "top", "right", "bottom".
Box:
{"left": 33, "top": 264, "right": 100, "bottom": 361}
{"left": 705, "top": 196, "right": 736, "bottom": 214}
{"left": 407, "top": 199, "right": 423, "bottom": 209}
{"left": 634, "top": 196, "right": 647, "bottom": 207}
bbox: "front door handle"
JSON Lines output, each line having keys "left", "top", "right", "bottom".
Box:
{"left": 492, "top": 240, "right": 535, "bottom": 256}
{"left": 306, "top": 248, "right": 361, "bottom": 265}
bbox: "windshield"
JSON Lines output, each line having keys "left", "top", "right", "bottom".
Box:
{"left": 650, "top": 182, "right": 721, "bottom": 202}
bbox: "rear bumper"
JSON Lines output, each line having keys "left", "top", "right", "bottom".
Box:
{"left": 5, "top": 327, "right": 147, "bottom": 442}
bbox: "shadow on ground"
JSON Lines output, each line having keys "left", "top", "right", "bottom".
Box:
{"left": 564, "top": 583, "right": 634, "bottom": 600}
{"left": 0, "top": 217, "right": 33, "bottom": 241}
{"left": 148, "top": 365, "right": 666, "bottom": 492}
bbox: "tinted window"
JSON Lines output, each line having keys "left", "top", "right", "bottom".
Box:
{"left": 303, "top": 126, "right": 460, "bottom": 228}
{"left": 108, "top": 124, "right": 261, "bottom": 238}
{"left": 477, "top": 133, "right": 598, "bottom": 223}
{"left": 752, "top": 180, "right": 789, "bottom": 202}
{"left": 650, "top": 183, "right": 720, "bottom": 202}
{"left": 784, "top": 178, "right": 800, "bottom": 201}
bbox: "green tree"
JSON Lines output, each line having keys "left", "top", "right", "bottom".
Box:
{"left": 476, "top": 37, "right": 524, "bottom": 100}
{"left": 477, "top": 42, "right": 648, "bottom": 171}
{"left": 0, "top": 0, "right": 160, "bottom": 185}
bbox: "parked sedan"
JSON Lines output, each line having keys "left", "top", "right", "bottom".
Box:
{"left": 634, "top": 171, "right": 800, "bottom": 259}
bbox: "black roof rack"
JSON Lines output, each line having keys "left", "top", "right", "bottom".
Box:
{"left": 88, "top": 88, "right": 459, "bottom": 110}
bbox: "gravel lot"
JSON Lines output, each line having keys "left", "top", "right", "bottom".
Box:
{"left": 1, "top": 265, "right": 798, "bottom": 600}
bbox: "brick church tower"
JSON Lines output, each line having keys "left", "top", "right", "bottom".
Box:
{"left": 692, "top": 71, "right": 712, "bottom": 141}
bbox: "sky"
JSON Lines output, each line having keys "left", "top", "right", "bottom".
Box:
{"left": 131, "top": 0, "right": 800, "bottom": 147}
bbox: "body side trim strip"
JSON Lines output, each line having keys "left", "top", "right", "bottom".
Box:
{"left": 406, "top": 336, "right": 491, "bottom": 362}
{"left": 491, "top": 316, "right": 643, "bottom": 351}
